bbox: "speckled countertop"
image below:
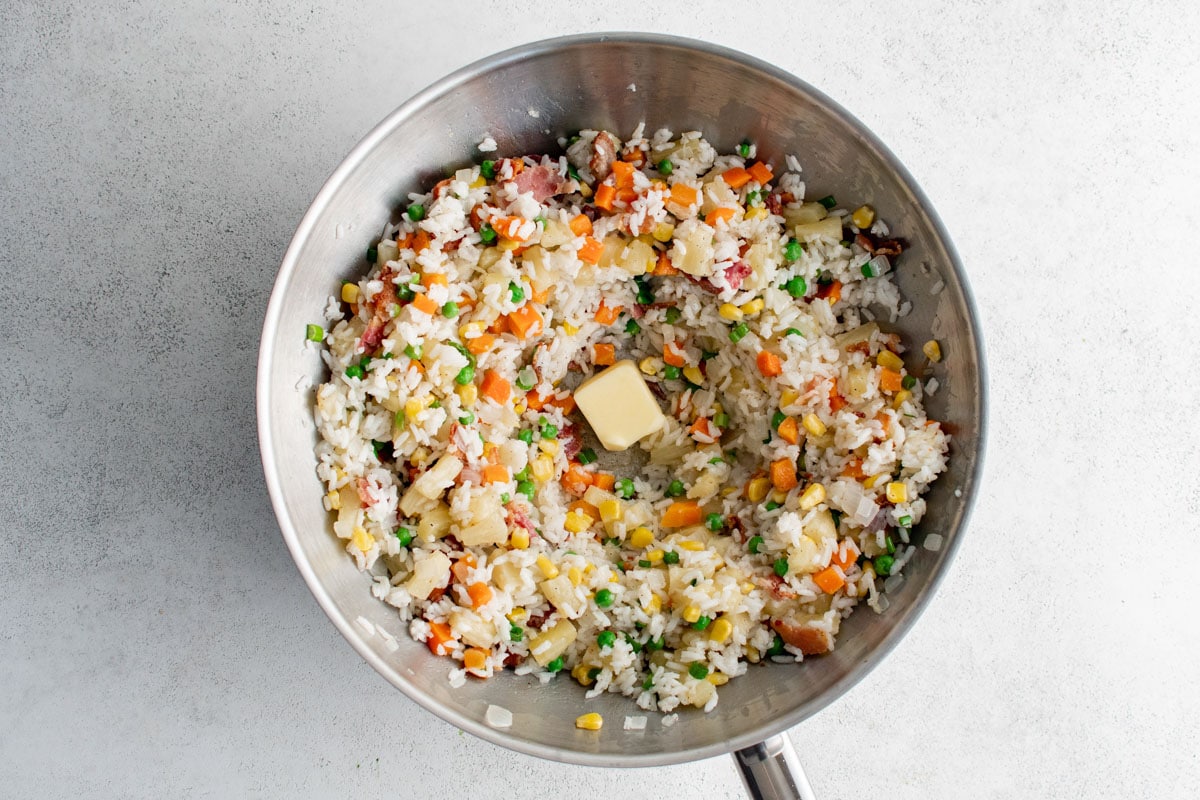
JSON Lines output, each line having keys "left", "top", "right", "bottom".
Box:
{"left": 3, "top": 2, "right": 1198, "bottom": 798}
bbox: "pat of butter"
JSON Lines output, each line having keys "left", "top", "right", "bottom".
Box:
{"left": 573, "top": 360, "right": 665, "bottom": 451}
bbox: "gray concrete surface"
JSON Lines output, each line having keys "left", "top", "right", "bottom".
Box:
{"left": 2, "top": 1, "right": 1198, "bottom": 798}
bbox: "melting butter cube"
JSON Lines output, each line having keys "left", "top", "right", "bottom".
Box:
{"left": 573, "top": 360, "right": 665, "bottom": 451}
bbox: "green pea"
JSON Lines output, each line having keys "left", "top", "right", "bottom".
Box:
{"left": 395, "top": 527, "right": 413, "bottom": 547}
{"left": 688, "top": 662, "right": 709, "bottom": 680}
{"left": 480, "top": 160, "right": 496, "bottom": 179}
{"left": 594, "top": 588, "right": 614, "bottom": 608}
{"left": 517, "top": 429, "right": 533, "bottom": 445}
{"left": 441, "top": 301, "right": 459, "bottom": 318}
{"left": 692, "top": 616, "right": 711, "bottom": 631}
{"left": 773, "top": 558, "right": 789, "bottom": 577}
{"left": 705, "top": 513, "right": 723, "bottom": 532}
{"left": 657, "top": 158, "right": 673, "bottom": 176}
{"left": 664, "top": 307, "right": 682, "bottom": 324}
{"left": 546, "top": 656, "right": 564, "bottom": 673}
{"left": 748, "top": 535, "right": 763, "bottom": 554}
{"left": 406, "top": 204, "right": 426, "bottom": 221}
{"left": 663, "top": 550, "right": 680, "bottom": 565}
{"left": 454, "top": 365, "right": 475, "bottom": 385}
{"left": 874, "top": 555, "right": 895, "bottom": 576}
{"left": 597, "top": 630, "right": 616, "bottom": 649}
{"left": 662, "top": 365, "right": 680, "bottom": 380}
{"left": 666, "top": 480, "right": 685, "bottom": 497}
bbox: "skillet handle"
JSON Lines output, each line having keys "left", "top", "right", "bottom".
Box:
{"left": 733, "top": 734, "right": 816, "bottom": 800}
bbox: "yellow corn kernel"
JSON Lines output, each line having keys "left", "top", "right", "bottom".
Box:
{"left": 740, "top": 581, "right": 757, "bottom": 594}
{"left": 578, "top": 182, "right": 593, "bottom": 199}
{"left": 536, "top": 555, "right": 559, "bottom": 579}
{"left": 572, "top": 664, "right": 596, "bottom": 686}
{"left": 351, "top": 527, "right": 374, "bottom": 552}
{"left": 509, "top": 529, "right": 530, "bottom": 549}
{"left": 652, "top": 221, "right": 676, "bottom": 242}
{"left": 679, "top": 540, "right": 704, "bottom": 552}
{"left": 886, "top": 481, "right": 908, "bottom": 504}
{"left": 469, "top": 175, "right": 486, "bottom": 189}
{"left": 851, "top": 205, "right": 875, "bottom": 229}
{"left": 499, "top": 238, "right": 520, "bottom": 252}
{"left": 802, "top": 413, "right": 827, "bottom": 436}
{"left": 531, "top": 454, "right": 554, "bottom": 483}
{"left": 643, "top": 594, "right": 662, "bottom": 614}
{"left": 721, "top": 486, "right": 738, "bottom": 497}
{"left": 799, "top": 482, "right": 826, "bottom": 511}
{"left": 746, "top": 476, "right": 771, "bottom": 503}
{"left": 745, "top": 207, "right": 768, "bottom": 221}
{"left": 564, "top": 510, "right": 593, "bottom": 534}
{"left": 682, "top": 605, "right": 702, "bottom": 624}
{"left": 538, "top": 439, "right": 560, "bottom": 456}
{"left": 682, "top": 366, "right": 704, "bottom": 385}
{"left": 770, "top": 489, "right": 787, "bottom": 504}
{"left": 628, "top": 527, "right": 654, "bottom": 549}
{"left": 746, "top": 645, "right": 761, "bottom": 663}
{"left": 718, "top": 303, "right": 744, "bottom": 322}
{"left": 508, "top": 607, "right": 527, "bottom": 622}
{"left": 708, "top": 617, "right": 733, "bottom": 644}
{"left": 482, "top": 442, "right": 498, "bottom": 461}
{"left": 646, "top": 549, "right": 664, "bottom": 565}
{"left": 456, "top": 382, "right": 478, "bottom": 406}
{"left": 864, "top": 473, "right": 888, "bottom": 489}
{"left": 584, "top": 562, "right": 596, "bottom": 574}
{"left": 609, "top": 573, "right": 619, "bottom": 582}
{"left": 739, "top": 298, "right": 765, "bottom": 316}
{"left": 325, "top": 490, "right": 341, "bottom": 511}
{"left": 598, "top": 499, "right": 623, "bottom": 524}
{"left": 707, "top": 672, "right": 730, "bottom": 686}
{"left": 876, "top": 350, "right": 904, "bottom": 371}
{"left": 562, "top": 321, "right": 579, "bottom": 336}
{"left": 639, "top": 357, "right": 662, "bottom": 376}
{"left": 923, "top": 339, "right": 942, "bottom": 362}
{"left": 568, "top": 566, "right": 583, "bottom": 586}
{"left": 892, "top": 389, "right": 912, "bottom": 410}
{"left": 340, "top": 282, "right": 359, "bottom": 303}
{"left": 780, "top": 389, "right": 800, "bottom": 408}
{"left": 575, "top": 712, "right": 603, "bottom": 731}
{"left": 405, "top": 397, "right": 422, "bottom": 420}
{"left": 459, "top": 321, "right": 483, "bottom": 339}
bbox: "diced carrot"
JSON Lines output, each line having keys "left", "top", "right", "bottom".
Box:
{"left": 594, "top": 300, "right": 622, "bottom": 325}
{"left": 592, "top": 472, "right": 615, "bottom": 491}
{"left": 569, "top": 214, "right": 593, "bottom": 237}
{"left": 777, "top": 416, "right": 800, "bottom": 444}
{"left": 830, "top": 539, "right": 860, "bottom": 571}
{"left": 813, "top": 565, "right": 846, "bottom": 594}
{"left": 662, "top": 500, "right": 703, "bottom": 528}
{"left": 412, "top": 230, "right": 430, "bottom": 253}
{"left": 879, "top": 368, "right": 903, "bottom": 393}
{"left": 507, "top": 305, "right": 543, "bottom": 339}
{"left": 462, "top": 646, "right": 488, "bottom": 672}
{"left": 721, "top": 166, "right": 751, "bottom": 189}
{"left": 841, "top": 458, "right": 866, "bottom": 479}
{"left": 568, "top": 499, "right": 600, "bottom": 520}
{"left": 594, "top": 183, "right": 616, "bottom": 211}
{"left": 669, "top": 184, "right": 697, "bottom": 207}
{"left": 467, "top": 582, "right": 494, "bottom": 610}
{"left": 451, "top": 553, "right": 476, "bottom": 583}
{"left": 689, "top": 417, "right": 720, "bottom": 441}
{"left": 421, "top": 272, "right": 449, "bottom": 289}
{"left": 561, "top": 462, "right": 594, "bottom": 496}
{"left": 816, "top": 279, "right": 842, "bottom": 304}
{"left": 546, "top": 393, "right": 576, "bottom": 414}
{"left": 616, "top": 187, "right": 638, "bottom": 204}
{"left": 410, "top": 292, "right": 438, "bottom": 315}
{"left": 705, "top": 207, "right": 735, "bottom": 226}
{"left": 487, "top": 315, "right": 509, "bottom": 334}
{"left": 407, "top": 359, "right": 425, "bottom": 374}
{"left": 532, "top": 286, "right": 550, "bottom": 304}
{"left": 747, "top": 161, "right": 774, "bottom": 185}
{"left": 480, "top": 369, "right": 511, "bottom": 404}
{"left": 770, "top": 458, "right": 798, "bottom": 492}
{"left": 756, "top": 350, "right": 782, "bottom": 377}
{"left": 426, "top": 621, "right": 454, "bottom": 655}
{"left": 829, "top": 380, "right": 847, "bottom": 412}
{"left": 612, "top": 160, "right": 635, "bottom": 190}
{"left": 663, "top": 341, "right": 686, "bottom": 368}
{"left": 466, "top": 333, "right": 495, "bottom": 355}
{"left": 654, "top": 251, "right": 679, "bottom": 276}
{"left": 397, "top": 232, "right": 414, "bottom": 250}
{"left": 499, "top": 158, "right": 524, "bottom": 177}
{"left": 482, "top": 464, "right": 509, "bottom": 484}
{"left": 578, "top": 236, "right": 604, "bottom": 265}
{"left": 593, "top": 343, "right": 615, "bottom": 365}
{"left": 493, "top": 216, "right": 531, "bottom": 242}
{"left": 875, "top": 411, "right": 891, "bottom": 435}
{"left": 525, "top": 390, "right": 546, "bottom": 411}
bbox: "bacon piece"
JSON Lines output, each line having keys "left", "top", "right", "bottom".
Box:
{"left": 589, "top": 131, "right": 618, "bottom": 182}
{"left": 526, "top": 611, "right": 549, "bottom": 631}
{"left": 513, "top": 164, "right": 568, "bottom": 202}
{"left": 855, "top": 232, "right": 905, "bottom": 257}
{"left": 359, "top": 268, "right": 399, "bottom": 352}
{"left": 559, "top": 422, "right": 582, "bottom": 460}
{"left": 503, "top": 652, "right": 523, "bottom": 669}
{"left": 771, "top": 617, "right": 833, "bottom": 655}
{"left": 765, "top": 191, "right": 795, "bottom": 215}
{"left": 683, "top": 260, "right": 752, "bottom": 295}
{"left": 506, "top": 504, "right": 536, "bottom": 535}
{"left": 760, "top": 574, "right": 798, "bottom": 600}
{"left": 356, "top": 477, "right": 373, "bottom": 507}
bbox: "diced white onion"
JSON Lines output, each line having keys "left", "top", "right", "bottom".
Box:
{"left": 486, "top": 704, "right": 513, "bottom": 728}
{"left": 923, "top": 533, "right": 944, "bottom": 552}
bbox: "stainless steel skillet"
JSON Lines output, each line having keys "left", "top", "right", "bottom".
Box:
{"left": 257, "top": 33, "right": 987, "bottom": 799}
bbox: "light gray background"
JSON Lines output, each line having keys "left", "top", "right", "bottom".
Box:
{"left": 3, "top": 1, "right": 1197, "bottom": 798}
